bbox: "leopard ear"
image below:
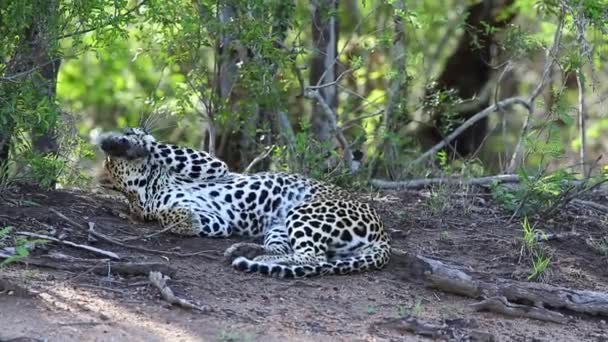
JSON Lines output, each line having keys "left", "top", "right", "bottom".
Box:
{"left": 98, "top": 133, "right": 149, "bottom": 159}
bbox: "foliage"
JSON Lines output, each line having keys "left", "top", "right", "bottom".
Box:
{"left": 0, "top": 0, "right": 606, "bottom": 198}
{"left": 492, "top": 168, "right": 575, "bottom": 216}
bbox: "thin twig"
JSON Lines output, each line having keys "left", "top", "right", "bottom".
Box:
{"left": 118, "top": 218, "right": 187, "bottom": 242}
{"left": 307, "top": 69, "right": 352, "bottom": 90}
{"left": 16, "top": 232, "right": 120, "bottom": 260}
{"left": 243, "top": 145, "right": 275, "bottom": 174}
{"left": 49, "top": 207, "right": 84, "bottom": 229}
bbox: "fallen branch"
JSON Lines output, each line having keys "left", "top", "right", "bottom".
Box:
{"left": 393, "top": 250, "right": 608, "bottom": 322}
{"left": 16, "top": 231, "right": 120, "bottom": 260}
{"left": 571, "top": 199, "right": 608, "bottom": 214}
{"left": 371, "top": 316, "right": 447, "bottom": 339}
{"left": 471, "top": 296, "right": 565, "bottom": 324}
{"left": 87, "top": 222, "right": 218, "bottom": 260}
{"left": 370, "top": 316, "right": 495, "bottom": 342}
{"left": 370, "top": 174, "right": 520, "bottom": 189}
{"left": 539, "top": 231, "right": 580, "bottom": 242}
{"left": 0, "top": 251, "right": 176, "bottom": 277}
{"left": 148, "top": 271, "right": 209, "bottom": 312}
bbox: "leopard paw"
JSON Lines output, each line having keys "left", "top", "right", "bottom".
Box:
{"left": 223, "top": 242, "right": 266, "bottom": 264}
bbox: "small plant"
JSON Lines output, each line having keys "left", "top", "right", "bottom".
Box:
{"left": 366, "top": 305, "right": 378, "bottom": 315}
{"left": 528, "top": 254, "right": 551, "bottom": 281}
{"left": 217, "top": 330, "right": 255, "bottom": 342}
{"left": 0, "top": 226, "right": 48, "bottom": 266}
{"left": 519, "top": 217, "right": 551, "bottom": 282}
{"left": 427, "top": 185, "right": 450, "bottom": 215}
{"left": 271, "top": 116, "right": 364, "bottom": 189}
{"left": 491, "top": 168, "right": 575, "bottom": 216}
{"left": 397, "top": 299, "right": 424, "bottom": 317}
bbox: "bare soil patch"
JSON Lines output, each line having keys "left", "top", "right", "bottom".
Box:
{"left": 1, "top": 184, "right": 607, "bottom": 341}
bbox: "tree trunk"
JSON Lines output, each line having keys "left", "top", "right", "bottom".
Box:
{"left": 373, "top": 0, "right": 408, "bottom": 180}
{"left": 310, "top": 0, "right": 339, "bottom": 144}
{"left": 421, "top": 0, "right": 516, "bottom": 159}
{"left": 0, "top": 0, "right": 61, "bottom": 166}
{"left": 213, "top": 2, "right": 242, "bottom": 169}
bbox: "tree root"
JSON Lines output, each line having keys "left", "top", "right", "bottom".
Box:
{"left": 394, "top": 250, "right": 608, "bottom": 323}
{"left": 148, "top": 271, "right": 210, "bottom": 312}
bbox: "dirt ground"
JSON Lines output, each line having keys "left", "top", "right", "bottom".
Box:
{"left": 1, "top": 183, "right": 607, "bottom": 342}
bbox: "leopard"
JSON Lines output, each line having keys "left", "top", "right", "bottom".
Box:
{"left": 96, "top": 127, "right": 391, "bottom": 278}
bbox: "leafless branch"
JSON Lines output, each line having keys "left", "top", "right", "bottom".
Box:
{"left": 412, "top": 97, "right": 531, "bottom": 166}
{"left": 471, "top": 296, "right": 565, "bottom": 324}
{"left": 0, "top": 58, "right": 63, "bottom": 82}
{"left": 307, "top": 68, "right": 352, "bottom": 90}
{"left": 243, "top": 145, "right": 274, "bottom": 174}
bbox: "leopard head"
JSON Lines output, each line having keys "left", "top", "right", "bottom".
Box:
{"left": 96, "top": 127, "right": 155, "bottom": 194}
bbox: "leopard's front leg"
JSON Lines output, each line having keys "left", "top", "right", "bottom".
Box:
{"left": 157, "top": 207, "right": 234, "bottom": 237}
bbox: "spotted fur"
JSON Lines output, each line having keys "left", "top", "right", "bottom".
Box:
{"left": 97, "top": 127, "right": 391, "bottom": 278}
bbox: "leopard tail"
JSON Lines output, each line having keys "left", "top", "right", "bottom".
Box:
{"left": 231, "top": 243, "right": 391, "bottom": 278}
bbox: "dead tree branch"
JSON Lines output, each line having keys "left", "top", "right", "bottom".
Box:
{"left": 470, "top": 296, "right": 565, "bottom": 324}
{"left": 0, "top": 251, "right": 176, "bottom": 277}
{"left": 395, "top": 251, "right": 608, "bottom": 322}
{"left": 370, "top": 174, "right": 521, "bottom": 189}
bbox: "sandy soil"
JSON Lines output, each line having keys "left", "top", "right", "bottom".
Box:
{"left": 1, "top": 183, "right": 607, "bottom": 341}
